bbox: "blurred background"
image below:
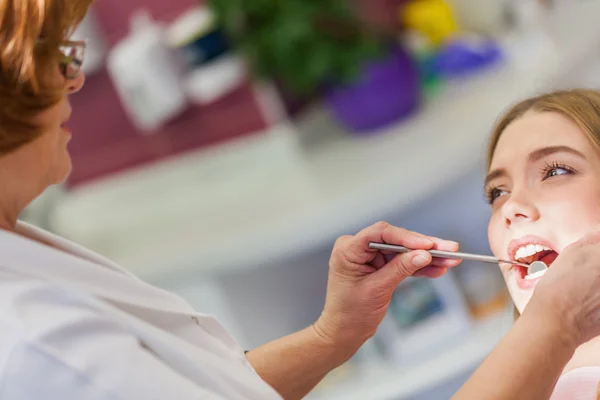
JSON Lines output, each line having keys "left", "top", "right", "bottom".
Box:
{"left": 21, "top": 0, "right": 600, "bottom": 398}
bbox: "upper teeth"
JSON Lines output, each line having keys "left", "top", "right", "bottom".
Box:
{"left": 515, "top": 244, "right": 551, "bottom": 261}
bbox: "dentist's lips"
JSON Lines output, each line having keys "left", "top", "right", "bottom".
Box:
{"left": 61, "top": 124, "right": 72, "bottom": 135}
{"left": 60, "top": 116, "right": 72, "bottom": 134}
{"left": 506, "top": 235, "right": 559, "bottom": 289}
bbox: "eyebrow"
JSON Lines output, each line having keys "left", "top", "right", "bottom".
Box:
{"left": 485, "top": 145, "right": 587, "bottom": 186}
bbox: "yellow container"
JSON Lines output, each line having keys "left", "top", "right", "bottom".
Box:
{"left": 401, "top": 0, "right": 459, "bottom": 46}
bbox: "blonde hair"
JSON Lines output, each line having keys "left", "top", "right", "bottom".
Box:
{"left": 0, "top": 0, "right": 92, "bottom": 155}
{"left": 487, "top": 89, "right": 600, "bottom": 320}
{"left": 487, "top": 89, "right": 600, "bottom": 170}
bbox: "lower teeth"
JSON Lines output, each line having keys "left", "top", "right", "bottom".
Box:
{"left": 525, "top": 269, "right": 547, "bottom": 280}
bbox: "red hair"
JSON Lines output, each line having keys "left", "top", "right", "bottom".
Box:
{"left": 0, "top": 0, "right": 92, "bottom": 154}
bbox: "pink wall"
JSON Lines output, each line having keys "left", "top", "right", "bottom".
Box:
{"left": 67, "top": 0, "right": 268, "bottom": 188}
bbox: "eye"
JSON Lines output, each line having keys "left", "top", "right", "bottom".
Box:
{"left": 541, "top": 161, "right": 575, "bottom": 180}
{"left": 486, "top": 187, "right": 507, "bottom": 205}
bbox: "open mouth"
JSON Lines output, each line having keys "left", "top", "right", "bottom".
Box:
{"left": 514, "top": 244, "right": 559, "bottom": 280}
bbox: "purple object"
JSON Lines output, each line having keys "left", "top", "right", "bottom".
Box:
{"left": 323, "top": 45, "right": 421, "bottom": 133}
{"left": 432, "top": 37, "right": 502, "bottom": 78}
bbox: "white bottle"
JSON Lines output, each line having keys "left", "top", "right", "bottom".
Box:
{"left": 106, "top": 10, "right": 188, "bottom": 133}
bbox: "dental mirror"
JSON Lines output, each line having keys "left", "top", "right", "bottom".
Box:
{"left": 524, "top": 260, "right": 549, "bottom": 280}
{"left": 528, "top": 260, "right": 548, "bottom": 274}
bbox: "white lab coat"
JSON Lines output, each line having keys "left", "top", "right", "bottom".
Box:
{"left": 0, "top": 221, "right": 283, "bottom": 399}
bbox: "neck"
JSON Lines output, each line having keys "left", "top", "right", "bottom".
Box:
{"left": 0, "top": 210, "right": 18, "bottom": 231}
{"left": 0, "top": 185, "right": 29, "bottom": 231}
{"left": 0, "top": 153, "right": 44, "bottom": 231}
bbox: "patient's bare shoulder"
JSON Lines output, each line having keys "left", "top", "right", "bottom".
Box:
{"left": 551, "top": 366, "right": 600, "bottom": 400}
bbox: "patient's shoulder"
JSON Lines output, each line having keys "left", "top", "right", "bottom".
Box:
{"left": 551, "top": 366, "right": 600, "bottom": 400}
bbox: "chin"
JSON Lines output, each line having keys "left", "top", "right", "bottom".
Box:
{"left": 57, "top": 167, "right": 72, "bottom": 184}
{"left": 506, "top": 277, "right": 534, "bottom": 314}
{"left": 51, "top": 156, "right": 73, "bottom": 185}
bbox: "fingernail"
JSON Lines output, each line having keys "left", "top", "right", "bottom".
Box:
{"left": 412, "top": 254, "right": 429, "bottom": 268}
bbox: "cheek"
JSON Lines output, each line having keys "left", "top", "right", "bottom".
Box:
{"left": 543, "top": 186, "right": 600, "bottom": 247}
{"left": 488, "top": 212, "right": 513, "bottom": 277}
{"left": 487, "top": 212, "right": 504, "bottom": 256}
{"left": 33, "top": 128, "right": 63, "bottom": 163}
{"left": 33, "top": 101, "right": 62, "bottom": 128}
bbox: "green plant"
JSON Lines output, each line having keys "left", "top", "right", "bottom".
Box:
{"left": 208, "top": 0, "right": 385, "bottom": 95}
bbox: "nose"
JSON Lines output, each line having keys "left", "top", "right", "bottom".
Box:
{"left": 66, "top": 71, "right": 86, "bottom": 94}
{"left": 501, "top": 188, "right": 540, "bottom": 227}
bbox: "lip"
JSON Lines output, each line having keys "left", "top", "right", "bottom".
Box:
{"left": 512, "top": 267, "right": 544, "bottom": 290}
{"left": 60, "top": 112, "right": 72, "bottom": 134}
{"left": 507, "top": 235, "right": 557, "bottom": 262}
{"left": 506, "top": 235, "right": 556, "bottom": 291}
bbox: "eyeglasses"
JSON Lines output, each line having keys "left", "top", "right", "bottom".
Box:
{"left": 58, "top": 40, "right": 86, "bottom": 80}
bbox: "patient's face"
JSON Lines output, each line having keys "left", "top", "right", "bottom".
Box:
{"left": 486, "top": 111, "right": 600, "bottom": 313}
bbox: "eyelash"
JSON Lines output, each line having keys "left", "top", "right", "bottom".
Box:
{"left": 484, "top": 161, "right": 576, "bottom": 204}
{"left": 539, "top": 161, "right": 575, "bottom": 178}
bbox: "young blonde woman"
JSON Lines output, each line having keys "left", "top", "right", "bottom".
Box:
{"left": 3, "top": 0, "right": 600, "bottom": 399}
{"left": 464, "top": 89, "right": 600, "bottom": 399}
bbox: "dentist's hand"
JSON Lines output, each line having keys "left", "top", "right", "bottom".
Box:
{"left": 528, "top": 229, "right": 600, "bottom": 347}
{"left": 313, "top": 221, "right": 461, "bottom": 354}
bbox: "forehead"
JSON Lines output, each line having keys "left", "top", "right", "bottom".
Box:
{"left": 491, "top": 111, "right": 595, "bottom": 167}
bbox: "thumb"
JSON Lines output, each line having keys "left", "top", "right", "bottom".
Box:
{"left": 372, "top": 250, "right": 432, "bottom": 288}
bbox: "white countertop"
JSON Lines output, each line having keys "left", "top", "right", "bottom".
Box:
{"left": 50, "top": 1, "right": 600, "bottom": 280}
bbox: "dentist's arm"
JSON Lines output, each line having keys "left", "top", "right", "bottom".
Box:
{"left": 245, "top": 324, "right": 354, "bottom": 400}
{"left": 454, "top": 230, "right": 600, "bottom": 400}
{"left": 246, "top": 222, "right": 461, "bottom": 399}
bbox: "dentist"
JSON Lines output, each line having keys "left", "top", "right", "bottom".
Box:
{"left": 1, "top": 1, "right": 600, "bottom": 399}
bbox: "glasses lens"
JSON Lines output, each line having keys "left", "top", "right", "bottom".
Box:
{"left": 59, "top": 43, "right": 85, "bottom": 79}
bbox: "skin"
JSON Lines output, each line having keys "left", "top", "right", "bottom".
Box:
{"left": 247, "top": 222, "right": 460, "bottom": 399}
{"left": 454, "top": 227, "right": 600, "bottom": 399}
{"left": 486, "top": 111, "right": 600, "bottom": 374}
{"left": 0, "top": 69, "right": 84, "bottom": 231}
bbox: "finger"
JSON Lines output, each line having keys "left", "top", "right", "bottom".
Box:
{"left": 379, "top": 249, "right": 461, "bottom": 269}
{"left": 381, "top": 226, "right": 435, "bottom": 250}
{"left": 371, "top": 250, "right": 433, "bottom": 288}
{"left": 380, "top": 249, "right": 461, "bottom": 268}
{"left": 428, "top": 238, "right": 460, "bottom": 252}
{"left": 429, "top": 258, "right": 462, "bottom": 269}
{"left": 373, "top": 222, "right": 435, "bottom": 249}
{"left": 349, "top": 222, "right": 435, "bottom": 264}
{"left": 413, "top": 266, "right": 448, "bottom": 278}
{"left": 370, "top": 251, "right": 387, "bottom": 269}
